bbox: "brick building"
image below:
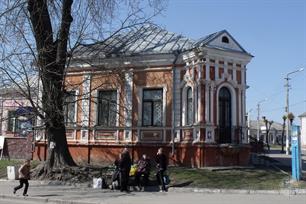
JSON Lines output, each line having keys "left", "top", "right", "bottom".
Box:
{"left": 34, "top": 25, "right": 253, "bottom": 167}
{"left": 0, "top": 84, "right": 37, "bottom": 159}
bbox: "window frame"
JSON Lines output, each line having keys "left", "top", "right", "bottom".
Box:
{"left": 142, "top": 88, "right": 163, "bottom": 127}
{"left": 97, "top": 90, "right": 117, "bottom": 127}
{"left": 64, "top": 90, "right": 77, "bottom": 127}
{"left": 186, "top": 87, "right": 193, "bottom": 125}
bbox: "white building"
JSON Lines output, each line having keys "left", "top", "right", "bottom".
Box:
{"left": 299, "top": 112, "right": 306, "bottom": 149}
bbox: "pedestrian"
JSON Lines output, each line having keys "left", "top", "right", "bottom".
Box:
{"left": 135, "top": 154, "right": 151, "bottom": 190}
{"left": 119, "top": 147, "right": 132, "bottom": 192}
{"left": 155, "top": 148, "right": 167, "bottom": 192}
{"left": 13, "top": 159, "right": 31, "bottom": 196}
{"left": 110, "top": 155, "right": 121, "bottom": 190}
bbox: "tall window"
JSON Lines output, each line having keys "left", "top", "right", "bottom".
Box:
{"left": 218, "top": 87, "right": 232, "bottom": 143}
{"left": 186, "top": 87, "right": 193, "bottom": 125}
{"left": 64, "top": 91, "right": 76, "bottom": 126}
{"left": 7, "top": 111, "right": 19, "bottom": 132}
{"left": 97, "top": 90, "right": 117, "bottom": 127}
{"left": 142, "top": 89, "right": 163, "bottom": 126}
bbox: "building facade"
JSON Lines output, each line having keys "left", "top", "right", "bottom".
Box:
{"left": 248, "top": 120, "right": 284, "bottom": 145}
{"left": 299, "top": 112, "right": 306, "bottom": 149}
{"left": 34, "top": 25, "right": 253, "bottom": 167}
{"left": 0, "top": 86, "right": 37, "bottom": 159}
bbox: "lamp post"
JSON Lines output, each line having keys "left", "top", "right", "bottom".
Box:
{"left": 285, "top": 68, "right": 304, "bottom": 155}
{"left": 257, "top": 99, "right": 266, "bottom": 141}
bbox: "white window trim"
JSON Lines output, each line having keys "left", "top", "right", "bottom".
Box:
{"left": 65, "top": 89, "right": 79, "bottom": 141}
{"left": 95, "top": 88, "right": 120, "bottom": 128}
{"left": 216, "top": 83, "right": 237, "bottom": 143}
{"left": 138, "top": 85, "right": 167, "bottom": 127}
{"left": 182, "top": 84, "right": 194, "bottom": 126}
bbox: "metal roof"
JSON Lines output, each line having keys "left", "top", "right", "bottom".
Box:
{"left": 73, "top": 24, "right": 195, "bottom": 59}
{"left": 72, "top": 24, "right": 251, "bottom": 60}
{"left": 299, "top": 112, "right": 306, "bottom": 118}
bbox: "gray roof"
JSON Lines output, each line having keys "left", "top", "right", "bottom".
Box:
{"left": 73, "top": 24, "right": 194, "bottom": 59}
{"left": 299, "top": 112, "right": 306, "bottom": 118}
{"left": 72, "top": 24, "right": 251, "bottom": 60}
{"left": 249, "top": 120, "right": 283, "bottom": 130}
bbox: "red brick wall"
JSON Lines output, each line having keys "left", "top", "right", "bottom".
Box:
{"left": 4, "top": 135, "right": 33, "bottom": 159}
{"left": 34, "top": 142, "right": 251, "bottom": 167}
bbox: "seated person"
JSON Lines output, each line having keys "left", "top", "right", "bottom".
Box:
{"left": 111, "top": 157, "right": 120, "bottom": 190}
{"left": 135, "top": 154, "right": 151, "bottom": 189}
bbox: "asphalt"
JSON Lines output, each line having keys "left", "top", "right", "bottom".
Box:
{"left": 0, "top": 149, "right": 305, "bottom": 204}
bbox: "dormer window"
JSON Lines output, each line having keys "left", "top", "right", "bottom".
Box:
{"left": 222, "top": 36, "right": 229, "bottom": 43}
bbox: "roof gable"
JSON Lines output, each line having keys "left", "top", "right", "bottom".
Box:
{"left": 195, "top": 30, "right": 250, "bottom": 55}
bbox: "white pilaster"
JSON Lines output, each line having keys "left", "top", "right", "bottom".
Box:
{"left": 205, "top": 84, "right": 209, "bottom": 123}
{"left": 81, "top": 74, "right": 91, "bottom": 142}
{"left": 205, "top": 62, "right": 210, "bottom": 81}
{"left": 224, "top": 60, "right": 228, "bottom": 80}
{"left": 194, "top": 85, "right": 197, "bottom": 123}
{"left": 124, "top": 72, "right": 133, "bottom": 141}
{"left": 210, "top": 85, "right": 214, "bottom": 124}
{"left": 238, "top": 88, "right": 242, "bottom": 126}
{"left": 233, "top": 64, "right": 237, "bottom": 82}
{"left": 197, "top": 83, "right": 202, "bottom": 123}
{"left": 215, "top": 61, "right": 219, "bottom": 80}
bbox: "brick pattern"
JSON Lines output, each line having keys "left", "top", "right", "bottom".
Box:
{"left": 3, "top": 135, "right": 33, "bottom": 159}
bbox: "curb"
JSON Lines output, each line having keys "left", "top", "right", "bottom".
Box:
{"left": 169, "top": 187, "right": 306, "bottom": 195}
{"left": 0, "top": 194, "right": 98, "bottom": 204}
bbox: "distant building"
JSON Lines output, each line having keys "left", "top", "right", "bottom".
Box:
{"left": 34, "top": 25, "right": 253, "bottom": 167}
{"left": 299, "top": 112, "right": 306, "bottom": 149}
{"left": 248, "top": 120, "right": 284, "bottom": 145}
{"left": 0, "top": 83, "right": 38, "bottom": 159}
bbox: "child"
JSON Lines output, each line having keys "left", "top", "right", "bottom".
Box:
{"left": 13, "top": 159, "right": 31, "bottom": 196}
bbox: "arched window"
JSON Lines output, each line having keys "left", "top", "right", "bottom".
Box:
{"left": 186, "top": 87, "right": 193, "bottom": 125}
{"left": 222, "top": 36, "right": 229, "bottom": 43}
{"left": 218, "top": 87, "right": 231, "bottom": 143}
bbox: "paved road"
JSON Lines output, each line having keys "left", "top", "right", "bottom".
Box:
{"left": 1, "top": 193, "right": 306, "bottom": 204}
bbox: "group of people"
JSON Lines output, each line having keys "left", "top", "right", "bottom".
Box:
{"left": 12, "top": 147, "right": 168, "bottom": 196}
{"left": 112, "top": 147, "right": 168, "bottom": 192}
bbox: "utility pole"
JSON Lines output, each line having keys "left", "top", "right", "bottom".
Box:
{"left": 285, "top": 76, "right": 290, "bottom": 155}
{"left": 257, "top": 103, "right": 260, "bottom": 141}
{"left": 285, "top": 68, "right": 304, "bottom": 155}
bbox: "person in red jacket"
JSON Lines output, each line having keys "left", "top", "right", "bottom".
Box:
{"left": 13, "top": 159, "right": 31, "bottom": 196}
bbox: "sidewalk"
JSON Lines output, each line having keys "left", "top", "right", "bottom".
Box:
{"left": 0, "top": 179, "right": 306, "bottom": 204}
{"left": 264, "top": 148, "right": 306, "bottom": 173}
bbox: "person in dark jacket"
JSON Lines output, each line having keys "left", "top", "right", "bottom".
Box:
{"left": 13, "top": 159, "right": 31, "bottom": 196}
{"left": 119, "top": 148, "right": 132, "bottom": 192}
{"left": 135, "top": 154, "right": 151, "bottom": 190}
{"left": 155, "top": 148, "right": 167, "bottom": 192}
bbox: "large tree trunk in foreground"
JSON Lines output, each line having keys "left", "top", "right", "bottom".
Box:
{"left": 28, "top": 0, "right": 76, "bottom": 173}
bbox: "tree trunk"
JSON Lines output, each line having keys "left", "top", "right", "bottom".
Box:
{"left": 28, "top": 0, "right": 76, "bottom": 173}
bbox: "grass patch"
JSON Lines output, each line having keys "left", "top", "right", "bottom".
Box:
{"left": 168, "top": 167, "right": 289, "bottom": 190}
{"left": 0, "top": 159, "right": 41, "bottom": 179}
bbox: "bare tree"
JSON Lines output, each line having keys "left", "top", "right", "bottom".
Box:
{"left": 0, "top": 0, "right": 165, "bottom": 175}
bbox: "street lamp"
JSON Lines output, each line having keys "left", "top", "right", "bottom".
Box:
{"left": 285, "top": 68, "right": 304, "bottom": 155}
{"left": 257, "top": 99, "right": 267, "bottom": 141}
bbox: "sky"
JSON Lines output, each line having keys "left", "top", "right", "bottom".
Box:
{"left": 154, "top": 0, "right": 306, "bottom": 124}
